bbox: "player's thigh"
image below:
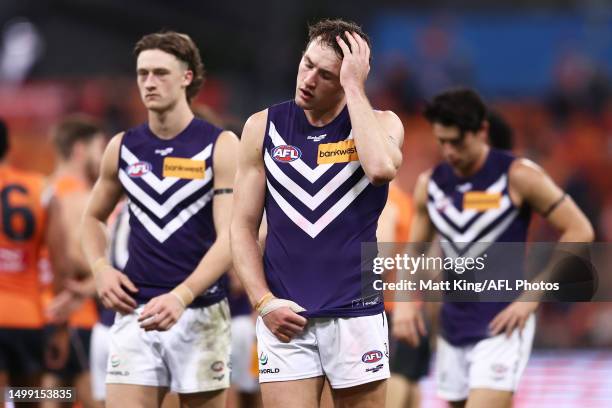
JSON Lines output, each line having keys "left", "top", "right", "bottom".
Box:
{"left": 106, "top": 384, "right": 167, "bottom": 408}
{"left": 466, "top": 388, "right": 512, "bottom": 408}
{"left": 331, "top": 379, "right": 387, "bottom": 408}
{"left": 178, "top": 389, "right": 226, "bottom": 408}
{"left": 260, "top": 376, "right": 325, "bottom": 408}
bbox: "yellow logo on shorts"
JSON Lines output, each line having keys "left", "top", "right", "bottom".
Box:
{"left": 317, "top": 140, "right": 359, "bottom": 164}
{"left": 162, "top": 157, "right": 205, "bottom": 179}
{"left": 463, "top": 191, "right": 502, "bottom": 211}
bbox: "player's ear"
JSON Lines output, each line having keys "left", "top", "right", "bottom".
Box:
{"left": 479, "top": 120, "right": 489, "bottom": 140}
{"left": 183, "top": 70, "right": 193, "bottom": 87}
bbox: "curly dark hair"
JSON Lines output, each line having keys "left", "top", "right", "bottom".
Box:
{"left": 424, "top": 88, "right": 487, "bottom": 135}
{"left": 306, "top": 18, "right": 371, "bottom": 61}
{"left": 134, "top": 31, "right": 205, "bottom": 102}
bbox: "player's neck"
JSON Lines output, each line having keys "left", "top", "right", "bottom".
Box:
{"left": 148, "top": 100, "right": 194, "bottom": 140}
{"left": 457, "top": 145, "right": 490, "bottom": 178}
{"left": 303, "top": 100, "right": 346, "bottom": 127}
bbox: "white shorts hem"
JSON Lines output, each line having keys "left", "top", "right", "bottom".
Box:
{"left": 259, "top": 371, "right": 324, "bottom": 384}
{"left": 469, "top": 382, "right": 516, "bottom": 393}
{"left": 173, "top": 383, "right": 230, "bottom": 394}
{"left": 330, "top": 373, "right": 390, "bottom": 389}
{"left": 436, "top": 389, "right": 469, "bottom": 402}
{"left": 106, "top": 378, "right": 169, "bottom": 388}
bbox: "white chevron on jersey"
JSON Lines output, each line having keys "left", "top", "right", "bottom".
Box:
{"left": 428, "top": 174, "right": 508, "bottom": 229}
{"left": 120, "top": 144, "right": 212, "bottom": 194}
{"left": 441, "top": 210, "right": 519, "bottom": 260}
{"left": 128, "top": 190, "right": 214, "bottom": 243}
{"left": 118, "top": 167, "right": 212, "bottom": 219}
{"left": 427, "top": 195, "right": 517, "bottom": 250}
{"left": 268, "top": 121, "right": 353, "bottom": 184}
{"left": 120, "top": 143, "right": 214, "bottom": 243}
{"left": 266, "top": 175, "right": 370, "bottom": 238}
{"left": 264, "top": 151, "right": 361, "bottom": 210}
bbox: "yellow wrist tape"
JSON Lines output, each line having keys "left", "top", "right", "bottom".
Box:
{"left": 92, "top": 257, "right": 110, "bottom": 275}
{"left": 171, "top": 284, "right": 195, "bottom": 308}
{"left": 254, "top": 292, "right": 275, "bottom": 313}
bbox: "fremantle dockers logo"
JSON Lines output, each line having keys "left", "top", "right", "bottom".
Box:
{"left": 272, "top": 145, "right": 301, "bottom": 163}
{"left": 127, "top": 161, "right": 152, "bottom": 177}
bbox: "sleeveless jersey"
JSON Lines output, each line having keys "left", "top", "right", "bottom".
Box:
{"left": 427, "top": 148, "right": 531, "bottom": 345}
{"left": 0, "top": 165, "right": 48, "bottom": 328}
{"left": 118, "top": 118, "right": 226, "bottom": 307}
{"left": 263, "top": 100, "right": 388, "bottom": 318}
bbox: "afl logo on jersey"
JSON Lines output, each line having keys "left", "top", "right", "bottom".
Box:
{"left": 272, "top": 145, "right": 301, "bottom": 163}
{"left": 127, "top": 161, "right": 152, "bottom": 178}
{"left": 362, "top": 350, "right": 383, "bottom": 364}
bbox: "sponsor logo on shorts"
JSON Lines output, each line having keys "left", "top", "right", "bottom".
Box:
{"left": 127, "top": 161, "right": 152, "bottom": 178}
{"left": 211, "top": 361, "right": 224, "bottom": 372}
{"left": 155, "top": 147, "right": 174, "bottom": 156}
{"left": 259, "top": 352, "right": 268, "bottom": 366}
{"left": 365, "top": 364, "right": 384, "bottom": 373}
{"left": 110, "top": 354, "right": 120, "bottom": 368}
{"left": 317, "top": 140, "right": 359, "bottom": 164}
{"left": 108, "top": 370, "right": 130, "bottom": 376}
{"left": 491, "top": 363, "right": 509, "bottom": 381}
{"left": 212, "top": 374, "right": 225, "bottom": 381}
{"left": 272, "top": 145, "right": 302, "bottom": 163}
{"left": 259, "top": 368, "right": 280, "bottom": 375}
{"left": 362, "top": 350, "right": 384, "bottom": 364}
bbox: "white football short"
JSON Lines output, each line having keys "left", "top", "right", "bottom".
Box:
{"left": 436, "top": 314, "right": 535, "bottom": 401}
{"left": 90, "top": 322, "right": 112, "bottom": 401}
{"left": 256, "top": 312, "right": 390, "bottom": 389}
{"left": 106, "top": 300, "right": 231, "bottom": 393}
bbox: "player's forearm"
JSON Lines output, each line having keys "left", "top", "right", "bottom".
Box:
{"left": 230, "top": 223, "right": 271, "bottom": 306}
{"left": 80, "top": 215, "right": 110, "bottom": 269}
{"left": 181, "top": 231, "right": 232, "bottom": 297}
{"left": 345, "top": 86, "right": 401, "bottom": 184}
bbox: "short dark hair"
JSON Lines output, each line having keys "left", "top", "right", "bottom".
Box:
{"left": 487, "top": 110, "right": 514, "bottom": 150}
{"left": 0, "top": 118, "right": 8, "bottom": 160}
{"left": 134, "top": 31, "right": 205, "bottom": 102}
{"left": 424, "top": 88, "right": 487, "bottom": 135}
{"left": 53, "top": 115, "right": 103, "bottom": 160}
{"left": 306, "top": 18, "right": 371, "bottom": 61}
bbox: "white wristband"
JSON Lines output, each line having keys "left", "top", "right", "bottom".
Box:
{"left": 259, "top": 298, "right": 306, "bottom": 317}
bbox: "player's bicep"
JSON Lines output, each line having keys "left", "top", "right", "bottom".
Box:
{"left": 409, "top": 172, "right": 435, "bottom": 242}
{"left": 85, "top": 133, "right": 123, "bottom": 222}
{"left": 379, "top": 110, "right": 405, "bottom": 149}
{"left": 510, "top": 159, "right": 564, "bottom": 215}
{"left": 233, "top": 112, "right": 267, "bottom": 230}
{"left": 212, "top": 131, "right": 239, "bottom": 232}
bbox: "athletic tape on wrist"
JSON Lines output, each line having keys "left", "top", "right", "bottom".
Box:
{"left": 92, "top": 257, "right": 110, "bottom": 275}
{"left": 171, "top": 284, "right": 195, "bottom": 308}
{"left": 259, "top": 298, "right": 306, "bottom": 317}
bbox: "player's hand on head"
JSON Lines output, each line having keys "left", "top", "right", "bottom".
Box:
{"left": 262, "top": 307, "right": 307, "bottom": 343}
{"left": 138, "top": 293, "right": 186, "bottom": 332}
{"left": 95, "top": 265, "right": 138, "bottom": 314}
{"left": 392, "top": 302, "right": 427, "bottom": 347}
{"left": 489, "top": 301, "right": 538, "bottom": 338}
{"left": 336, "top": 31, "right": 370, "bottom": 91}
